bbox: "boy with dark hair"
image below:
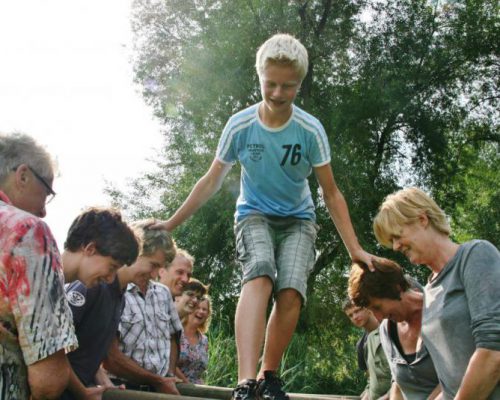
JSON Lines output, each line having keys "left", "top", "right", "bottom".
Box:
{"left": 62, "top": 219, "right": 175, "bottom": 399}
{"left": 62, "top": 207, "right": 140, "bottom": 287}
{"left": 153, "top": 33, "right": 386, "bottom": 399}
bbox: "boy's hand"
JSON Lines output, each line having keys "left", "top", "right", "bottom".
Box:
{"left": 350, "top": 249, "right": 392, "bottom": 272}
{"left": 154, "top": 377, "right": 180, "bottom": 395}
{"left": 148, "top": 219, "right": 174, "bottom": 231}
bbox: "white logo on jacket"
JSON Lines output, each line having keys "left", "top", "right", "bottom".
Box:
{"left": 67, "top": 290, "right": 86, "bottom": 307}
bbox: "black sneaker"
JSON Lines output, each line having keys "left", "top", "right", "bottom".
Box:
{"left": 256, "top": 371, "right": 289, "bottom": 400}
{"left": 231, "top": 379, "right": 258, "bottom": 400}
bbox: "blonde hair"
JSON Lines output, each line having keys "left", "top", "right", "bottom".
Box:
{"left": 373, "top": 187, "right": 451, "bottom": 247}
{"left": 255, "top": 33, "right": 309, "bottom": 81}
{"left": 181, "top": 295, "right": 212, "bottom": 334}
{"left": 132, "top": 219, "right": 177, "bottom": 264}
{"left": 197, "top": 296, "right": 212, "bottom": 334}
{"left": 166, "top": 247, "right": 194, "bottom": 269}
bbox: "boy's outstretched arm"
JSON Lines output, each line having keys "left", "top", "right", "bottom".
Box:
{"left": 314, "top": 164, "right": 383, "bottom": 269}
{"left": 152, "top": 158, "right": 232, "bottom": 231}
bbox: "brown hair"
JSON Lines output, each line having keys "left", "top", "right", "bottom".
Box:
{"left": 348, "top": 260, "right": 410, "bottom": 307}
{"left": 64, "top": 207, "right": 139, "bottom": 266}
{"left": 341, "top": 297, "right": 356, "bottom": 312}
{"left": 181, "top": 278, "right": 209, "bottom": 297}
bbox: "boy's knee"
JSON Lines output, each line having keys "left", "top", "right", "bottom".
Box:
{"left": 276, "top": 288, "right": 303, "bottom": 306}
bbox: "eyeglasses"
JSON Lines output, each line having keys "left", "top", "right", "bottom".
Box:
{"left": 28, "top": 167, "right": 56, "bottom": 204}
{"left": 12, "top": 165, "right": 56, "bottom": 204}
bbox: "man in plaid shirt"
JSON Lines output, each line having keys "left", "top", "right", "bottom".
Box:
{"left": 103, "top": 244, "right": 194, "bottom": 394}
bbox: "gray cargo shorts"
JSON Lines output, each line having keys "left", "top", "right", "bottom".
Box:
{"left": 234, "top": 214, "right": 319, "bottom": 303}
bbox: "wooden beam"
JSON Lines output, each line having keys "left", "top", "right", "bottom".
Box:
{"left": 102, "top": 384, "right": 359, "bottom": 400}
{"left": 103, "top": 388, "right": 219, "bottom": 400}
{"left": 177, "top": 383, "right": 359, "bottom": 400}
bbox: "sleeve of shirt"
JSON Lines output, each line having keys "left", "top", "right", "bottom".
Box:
{"left": 216, "top": 117, "right": 238, "bottom": 164}
{"left": 461, "top": 240, "right": 500, "bottom": 351}
{"left": 65, "top": 280, "right": 92, "bottom": 327}
{"left": 10, "top": 220, "right": 78, "bottom": 365}
{"left": 308, "top": 120, "right": 331, "bottom": 167}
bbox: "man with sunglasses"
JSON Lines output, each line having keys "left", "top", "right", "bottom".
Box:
{"left": 0, "top": 132, "right": 78, "bottom": 399}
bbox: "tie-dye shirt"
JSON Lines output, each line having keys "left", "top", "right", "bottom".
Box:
{"left": 0, "top": 191, "right": 77, "bottom": 400}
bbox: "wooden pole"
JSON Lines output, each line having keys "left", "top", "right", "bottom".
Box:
{"left": 102, "top": 384, "right": 360, "bottom": 400}
{"left": 177, "top": 383, "right": 359, "bottom": 400}
{"left": 103, "top": 388, "right": 218, "bottom": 400}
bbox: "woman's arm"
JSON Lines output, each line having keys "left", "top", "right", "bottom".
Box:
{"left": 454, "top": 348, "right": 500, "bottom": 400}
{"left": 457, "top": 242, "right": 500, "bottom": 399}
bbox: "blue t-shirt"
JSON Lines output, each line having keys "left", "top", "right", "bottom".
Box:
{"left": 62, "top": 277, "right": 124, "bottom": 394}
{"left": 216, "top": 103, "right": 331, "bottom": 221}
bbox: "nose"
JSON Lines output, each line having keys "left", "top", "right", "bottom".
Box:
{"left": 272, "top": 85, "right": 283, "bottom": 97}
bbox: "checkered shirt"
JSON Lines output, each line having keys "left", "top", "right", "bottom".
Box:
{"left": 117, "top": 281, "right": 182, "bottom": 376}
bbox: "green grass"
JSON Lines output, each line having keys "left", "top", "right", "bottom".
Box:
{"left": 203, "top": 317, "right": 366, "bottom": 395}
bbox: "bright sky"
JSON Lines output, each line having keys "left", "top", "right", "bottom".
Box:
{"left": 0, "top": 0, "right": 163, "bottom": 248}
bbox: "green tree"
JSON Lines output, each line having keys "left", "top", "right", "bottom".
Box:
{"left": 107, "top": 0, "right": 499, "bottom": 393}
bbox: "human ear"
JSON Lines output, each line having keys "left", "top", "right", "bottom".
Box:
{"left": 83, "top": 242, "right": 97, "bottom": 256}
{"left": 418, "top": 213, "right": 429, "bottom": 227}
{"left": 14, "top": 164, "right": 30, "bottom": 187}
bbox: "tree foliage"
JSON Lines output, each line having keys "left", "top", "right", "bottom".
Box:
{"left": 107, "top": 0, "right": 499, "bottom": 393}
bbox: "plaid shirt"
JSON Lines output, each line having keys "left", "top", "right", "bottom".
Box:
{"left": 0, "top": 191, "right": 78, "bottom": 399}
{"left": 118, "top": 281, "right": 182, "bottom": 376}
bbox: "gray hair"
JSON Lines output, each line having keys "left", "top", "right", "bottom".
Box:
{"left": 0, "top": 132, "right": 56, "bottom": 184}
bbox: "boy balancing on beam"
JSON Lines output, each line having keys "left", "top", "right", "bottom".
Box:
{"left": 153, "top": 33, "right": 385, "bottom": 400}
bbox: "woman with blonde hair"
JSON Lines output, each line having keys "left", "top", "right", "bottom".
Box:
{"left": 373, "top": 187, "right": 500, "bottom": 400}
{"left": 176, "top": 294, "right": 212, "bottom": 384}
